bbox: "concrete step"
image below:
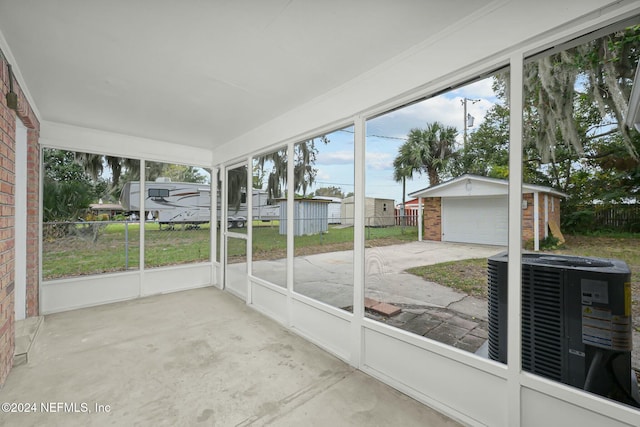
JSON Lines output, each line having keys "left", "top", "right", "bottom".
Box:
{"left": 14, "top": 316, "right": 44, "bottom": 367}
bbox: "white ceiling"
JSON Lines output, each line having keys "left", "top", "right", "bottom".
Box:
{"left": 0, "top": 0, "right": 489, "bottom": 151}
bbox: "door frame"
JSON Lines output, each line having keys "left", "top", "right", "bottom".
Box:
{"left": 222, "top": 161, "right": 249, "bottom": 300}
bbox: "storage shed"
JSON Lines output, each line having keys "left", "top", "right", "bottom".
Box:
{"left": 341, "top": 196, "right": 395, "bottom": 227}
{"left": 312, "top": 196, "right": 342, "bottom": 224}
{"left": 278, "top": 199, "right": 330, "bottom": 236}
{"left": 408, "top": 174, "right": 566, "bottom": 249}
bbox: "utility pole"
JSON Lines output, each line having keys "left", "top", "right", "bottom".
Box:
{"left": 462, "top": 97, "right": 480, "bottom": 149}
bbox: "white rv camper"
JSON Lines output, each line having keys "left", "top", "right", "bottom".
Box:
{"left": 120, "top": 179, "right": 280, "bottom": 228}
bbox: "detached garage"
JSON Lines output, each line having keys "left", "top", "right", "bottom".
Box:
{"left": 408, "top": 174, "right": 566, "bottom": 249}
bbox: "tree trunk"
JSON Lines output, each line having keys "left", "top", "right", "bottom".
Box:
{"left": 428, "top": 169, "right": 440, "bottom": 187}
{"left": 402, "top": 177, "right": 406, "bottom": 227}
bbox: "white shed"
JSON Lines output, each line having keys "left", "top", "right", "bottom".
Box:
{"left": 278, "top": 199, "right": 330, "bottom": 236}
{"left": 341, "top": 196, "right": 395, "bottom": 227}
{"left": 313, "top": 196, "right": 342, "bottom": 224}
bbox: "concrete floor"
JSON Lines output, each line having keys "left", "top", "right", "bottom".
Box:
{"left": 0, "top": 287, "right": 461, "bottom": 427}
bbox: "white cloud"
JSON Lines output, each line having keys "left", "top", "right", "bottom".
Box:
{"left": 451, "top": 78, "right": 499, "bottom": 100}
{"left": 305, "top": 76, "right": 504, "bottom": 203}
{"left": 316, "top": 171, "right": 331, "bottom": 181}
{"left": 316, "top": 150, "right": 354, "bottom": 165}
{"left": 366, "top": 76, "right": 499, "bottom": 144}
{"left": 365, "top": 151, "right": 394, "bottom": 171}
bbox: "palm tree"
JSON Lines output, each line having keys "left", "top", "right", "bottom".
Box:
{"left": 393, "top": 151, "right": 415, "bottom": 225}
{"left": 394, "top": 121, "right": 457, "bottom": 186}
{"left": 393, "top": 122, "right": 457, "bottom": 224}
{"left": 75, "top": 152, "right": 140, "bottom": 191}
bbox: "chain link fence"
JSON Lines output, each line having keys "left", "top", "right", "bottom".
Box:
{"left": 43, "top": 215, "right": 415, "bottom": 280}
{"left": 42, "top": 220, "right": 211, "bottom": 280}
{"left": 43, "top": 221, "right": 140, "bottom": 280}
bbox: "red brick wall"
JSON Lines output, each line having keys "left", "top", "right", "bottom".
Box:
{"left": 522, "top": 193, "right": 535, "bottom": 244}
{"left": 0, "top": 53, "right": 40, "bottom": 386}
{"left": 422, "top": 197, "right": 441, "bottom": 241}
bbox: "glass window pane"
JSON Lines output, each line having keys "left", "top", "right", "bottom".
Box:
{"left": 519, "top": 22, "right": 640, "bottom": 408}
{"left": 226, "top": 236, "right": 248, "bottom": 297}
{"left": 225, "top": 164, "right": 249, "bottom": 298}
{"left": 293, "top": 127, "right": 355, "bottom": 310}
{"left": 42, "top": 149, "right": 140, "bottom": 279}
{"left": 143, "top": 161, "right": 211, "bottom": 268}
{"left": 252, "top": 147, "right": 287, "bottom": 287}
{"left": 364, "top": 74, "right": 507, "bottom": 358}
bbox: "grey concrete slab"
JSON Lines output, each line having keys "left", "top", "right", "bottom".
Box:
{"left": 266, "top": 370, "right": 461, "bottom": 427}
{"left": 0, "top": 288, "right": 461, "bottom": 427}
{"left": 248, "top": 240, "right": 504, "bottom": 357}
{"left": 447, "top": 296, "right": 488, "bottom": 321}
{"left": 276, "top": 241, "right": 503, "bottom": 310}
{"left": 13, "top": 316, "right": 43, "bottom": 367}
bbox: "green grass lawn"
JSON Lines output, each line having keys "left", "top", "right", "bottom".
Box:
{"left": 406, "top": 234, "right": 640, "bottom": 328}
{"left": 43, "top": 222, "right": 418, "bottom": 279}
{"left": 407, "top": 258, "right": 490, "bottom": 298}
{"left": 408, "top": 234, "right": 640, "bottom": 297}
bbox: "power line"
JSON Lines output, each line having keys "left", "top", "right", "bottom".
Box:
{"left": 337, "top": 129, "right": 407, "bottom": 141}
{"left": 314, "top": 181, "right": 355, "bottom": 187}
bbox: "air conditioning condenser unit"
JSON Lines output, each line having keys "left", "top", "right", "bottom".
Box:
{"left": 487, "top": 252, "right": 639, "bottom": 407}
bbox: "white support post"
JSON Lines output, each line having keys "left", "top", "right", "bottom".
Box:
{"left": 139, "top": 159, "right": 146, "bottom": 297}
{"left": 507, "top": 51, "right": 524, "bottom": 427}
{"left": 418, "top": 197, "right": 423, "bottom": 242}
{"left": 210, "top": 167, "right": 219, "bottom": 287}
{"left": 351, "top": 116, "right": 365, "bottom": 368}
{"left": 246, "top": 157, "right": 253, "bottom": 305}
{"left": 286, "top": 143, "right": 295, "bottom": 328}
{"left": 533, "top": 192, "right": 540, "bottom": 252}
{"left": 220, "top": 165, "right": 227, "bottom": 291}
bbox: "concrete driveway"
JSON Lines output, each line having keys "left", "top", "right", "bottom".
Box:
{"left": 248, "top": 240, "right": 504, "bottom": 319}
{"left": 242, "top": 240, "right": 504, "bottom": 355}
{"left": 288, "top": 241, "right": 502, "bottom": 315}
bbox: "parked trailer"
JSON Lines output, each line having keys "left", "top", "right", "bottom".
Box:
{"left": 120, "top": 180, "right": 280, "bottom": 228}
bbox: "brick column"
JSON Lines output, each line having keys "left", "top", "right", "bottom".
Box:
{"left": 0, "top": 54, "right": 40, "bottom": 386}
{"left": 0, "top": 58, "right": 16, "bottom": 386}
{"left": 423, "top": 197, "right": 442, "bottom": 241}
{"left": 521, "top": 193, "right": 534, "bottom": 245}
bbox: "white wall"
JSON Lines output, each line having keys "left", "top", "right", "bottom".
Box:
{"left": 41, "top": 264, "right": 215, "bottom": 314}
{"left": 40, "top": 121, "right": 212, "bottom": 168}
{"left": 15, "top": 118, "right": 27, "bottom": 320}
{"left": 38, "top": 122, "right": 217, "bottom": 314}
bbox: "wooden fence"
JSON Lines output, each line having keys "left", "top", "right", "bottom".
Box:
{"left": 394, "top": 206, "right": 420, "bottom": 226}
{"left": 591, "top": 204, "right": 640, "bottom": 231}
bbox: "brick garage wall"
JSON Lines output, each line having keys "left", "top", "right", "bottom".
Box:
{"left": 0, "top": 53, "right": 40, "bottom": 386}
{"left": 522, "top": 193, "right": 535, "bottom": 244}
{"left": 423, "top": 192, "right": 562, "bottom": 246}
{"left": 422, "top": 197, "right": 441, "bottom": 241}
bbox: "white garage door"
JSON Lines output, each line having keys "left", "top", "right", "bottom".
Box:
{"left": 442, "top": 197, "right": 508, "bottom": 245}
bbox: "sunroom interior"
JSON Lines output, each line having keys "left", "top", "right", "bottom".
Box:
{"left": 2, "top": 1, "right": 640, "bottom": 426}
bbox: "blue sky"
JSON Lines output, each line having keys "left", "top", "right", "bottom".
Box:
{"left": 310, "top": 77, "right": 502, "bottom": 204}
